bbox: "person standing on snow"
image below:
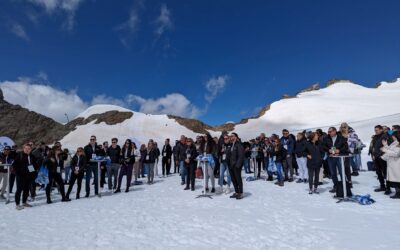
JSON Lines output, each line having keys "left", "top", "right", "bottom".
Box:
{"left": 12, "top": 143, "right": 39, "bottom": 210}
{"left": 381, "top": 131, "right": 400, "bottom": 199}
{"left": 228, "top": 133, "right": 245, "bottom": 200}
{"left": 66, "top": 148, "right": 87, "bottom": 200}
{"left": 115, "top": 139, "right": 135, "bottom": 193}
{"left": 84, "top": 135, "right": 102, "bottom": 197}
{"left": 305, "top": 132, "right": 324, "bottom": 194}
{"left": 295, "top": 132, "right": 308, "bottom": 183}
{"left": 218, "top": 135, "right": 232, "bottom": 194}
{"left": 183, "top": 138, "right": 198, "bottom": 191}
{"left": 44, "top": 147, "right": 71, "bottom": 204}
{"left": 281, "top": 129, "right": 295, "bottom": 182}
{"left": 161, "top": 139, "right": 172, "bottom": 177}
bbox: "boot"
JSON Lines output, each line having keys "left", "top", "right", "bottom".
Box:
{"left": 278, "top": 181, "right": 284, "bottom": 187}
{"left": 114, "top": 189, "right": 121, "bottom": 194}
{"left": 390, "top": 192, "right": 400, "bottom": 199}
{"left": 236, "top": 193, "right": 243, "bottom": 200}
{"left": 384, "top": 188, "right": 392, "bottom": 195}
{"left": 374, "top": 186, "right": 386, "bottom": 192}
{"left": 267, "top": 176, "right": 273, "bottom": 181}
{"left": 125, "top": 188, "right": 130, "bottom": 193}
{"left": 47, "top": 199, "right": 52, "bottom": 204}
{"left": 230, "top": 193, "right": 238, "bottom": 199}
{"left": 184, "top": 186, "right": 190, "bottom": 190}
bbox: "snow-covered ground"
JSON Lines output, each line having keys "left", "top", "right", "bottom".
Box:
{"left": 1, "top": 167, "right": 399, "bottom": 250}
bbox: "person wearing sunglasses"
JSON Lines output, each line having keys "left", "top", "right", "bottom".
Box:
{"left": 218, "top": 135, "right": 232, "bottom": 194}
{"left": 83, "top": 135, "right": 102, "bottom": 197}
{"left": 115, "top": 139, "right": 135, "bottom": 193}
{"left": 183, "top": 138, "right": 198, "bottom": 191}
{"left": 44, "top": 147, "right": 71, "bottom": 204}
{"left": 228, "top": 133, "right": 245, "bottom": 200}
{"left": 280, "top": 129, "right": 295, "bottom": 182}
{"left": 107, "top": 138, "right": 121, "bottom": 190}
{"left": 66, "top": 148, "right": 87, "bottom": 200}
{"left": 322, "top": 127, "right": 350, "bottom": 193}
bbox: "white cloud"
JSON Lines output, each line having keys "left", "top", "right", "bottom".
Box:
{"left": 28, "top": 0, "right": 85, "bottom": 30}
{"left": 115, "top": 1, "right": 144, "bottom": 47}
{"left": 127, "top": 93, "right": 201, "bottom": 118}
{"left": 205, "top": 75, "right": 230, "bottom": 103}
{"left": 0, "top": 75, "right": 204, "bottom": 122}
{"left": 91, "top": 94, "right": 128, "bottom": 108}
{"left": 10, "top": 23, "right": 30, "bottom": 41}
{"left": 0, "top": 79, "right": 88, "bottom": 123}
{"left": 154, "top": 4, "right": 173, "bottom": 38}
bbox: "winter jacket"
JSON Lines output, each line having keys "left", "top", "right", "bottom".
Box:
{"left": 0, "top": 153, "right": 13, "bottom": 173}
{"left": 381, "top": 141, "right": 400, "bottom": 184}
{"left": 281, "top": 136, "right": 295, "bottom": 155}
{"left": 184, "top": 145, "right": 198, "bottom": 166}
{"left": 70, "top": 154, "right": 87, "bottom": 174}
{"left": 305, "top": 141, "right": 324, "bottom": 169}
{"left": 229, "top": 141, "right": 245, "bottom": 169}
{"left": 272, "top": 144, "right": 287, "bottom": 163}
{"left": 121, "top": 146, "right": 135, "bottom": 165}
{"left": 84, "top": 143, "right": 102, "bottom": 165}
{"left": 144, "top": 149, "right": 157, "bottom": 164}
{"left": 12, "top": 152, "right": 39, "bottom": 176}
{"left": 176, "top": 143, "right": 188, "bottom": 161}
{"left": 295, "top": 138, "right": 308, "bottom": 158}
{"left": 322, "top": 134, "right": 349, "bottom": 155}
{"left": 161, "top": 144, "right": 172, "bottom": 159}
{"left": 371, "top": 133, "right": 389, "bottom": 159}
{"left": 107, "top": 145, "right": 121, "bottom": 164}
{"left": 45, "top": 156, "right": 64, "bottom": 174}
{"left": 220, "top": 143, "right": 232, "bottom": 164}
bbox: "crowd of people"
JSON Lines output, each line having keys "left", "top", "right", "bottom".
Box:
{"left": 0, "top": 123, "right": 399, "bottom": 210}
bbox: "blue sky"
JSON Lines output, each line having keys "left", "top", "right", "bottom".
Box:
{"left": 0, "top": 0, "right": 400, "bottom": 125}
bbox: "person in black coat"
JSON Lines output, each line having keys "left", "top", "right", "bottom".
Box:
{"left": 44, "top": 147, "right": 70, "bottom": 203}
{"left": 144, "top": 141, "right": 158, "bottom": 184}
{"left": 107, "top": 138, "right": 121, "bottom": 190}
{"left": 83, "top": 135, "right": 102, "bottom": 197}
{"left": 12, "top": 143, "right": 39, "bottom": 209}
{"left": 161, "top": 139, "right": 173, "bottom": 176}
{"left": 66, "top": 148, "right": 87, "bottom": 199}
{"left": 183, "top": 138, "right": 198, "bottom": 191}
{"left": 295, "top": 133, "right": 308, "bottom": 183}
{"left": 322, "top": 127, "right": 350, "bottom": 193}
{"left": 371, "top": 125, "right": 391, "bottom": 193}
{"left": 115, "top": 139, "right": 135, "bottom": 193}
{"left": 228, "top": 133, "right": 245, "bottom": 200}
{"left": 305, "top": 132, "right": 324, "bottom": 194}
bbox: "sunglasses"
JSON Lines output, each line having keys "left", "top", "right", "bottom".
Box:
{"left": 90, "top": 139, "right": 96, "bottom": 141}
{"left": 77, "top": 150, "right": 83, "bottom": 152}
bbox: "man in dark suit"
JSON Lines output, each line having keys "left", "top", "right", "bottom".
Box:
{"left": 323, "top": 127, "right": 350, "bottom": 193}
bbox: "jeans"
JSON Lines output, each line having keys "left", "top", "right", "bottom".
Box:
{"left": 219, "top": 162, "right": 231, "bottom": 187}
{"left": 108, "top": 163, "right": 120, "bottom": 190}
{"left": 85, "top": 164, "right": 99, "bottom": 195}
{"left": 264, "top": 158, "right": 273, "bottom": 177}
{"left": 275, "top": 162, "right": 284, "bottom": 182}
{"left": 351, "top": 154, "right": 362, "bottom": 172}
{"left": 146, "top": 163, "right": 155, "bottom": 183}
{"left": 244, "top": 158, "right": 250, "bottom": 173}
{"left": 328, "top": 157, "right": 341, "bottom": 187}
{"left": 64, "top": 166, "right": 71, "bottom": 183}
{"left": 179, "top": 160, "right": 186, "bottom": 183}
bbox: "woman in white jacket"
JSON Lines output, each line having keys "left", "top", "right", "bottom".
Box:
{"left": 381, "top": 131, "right": 400, "bottom": 199}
